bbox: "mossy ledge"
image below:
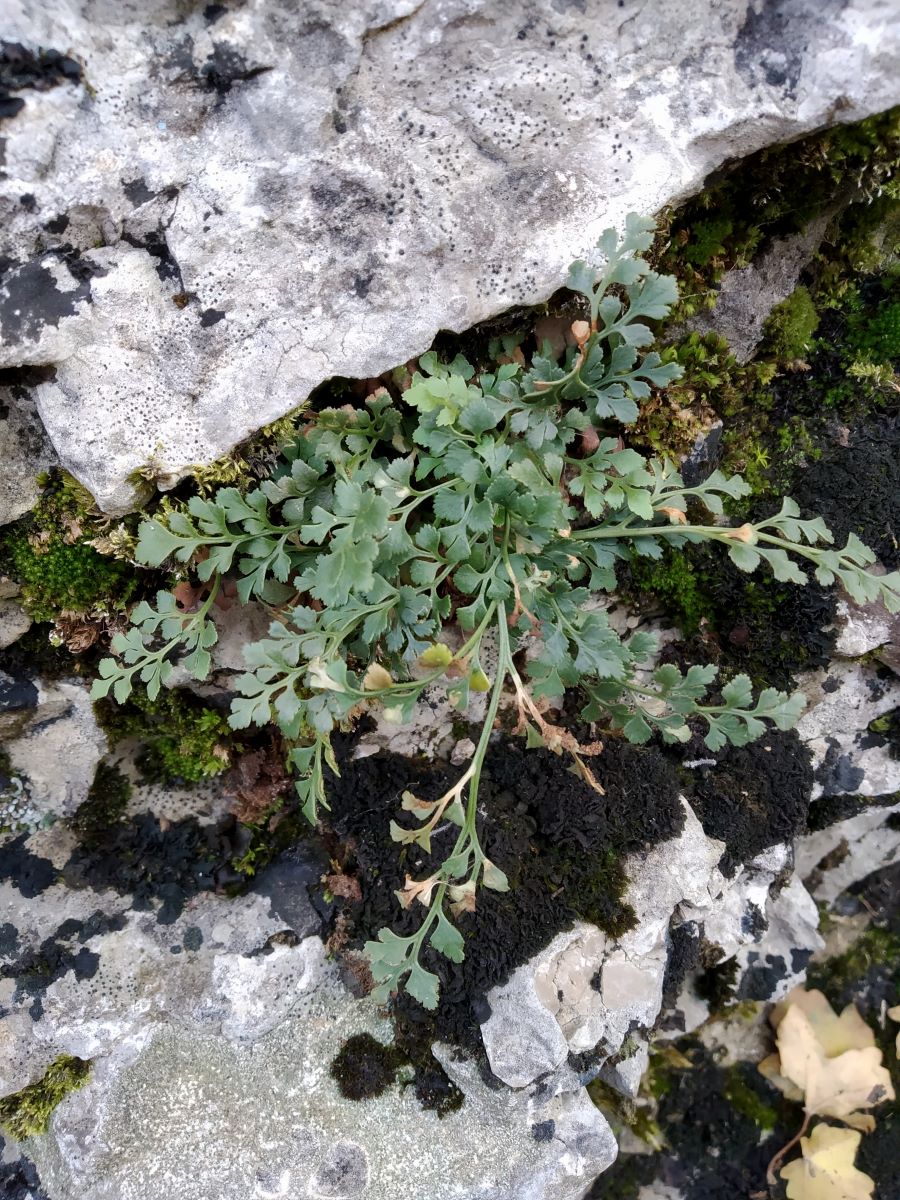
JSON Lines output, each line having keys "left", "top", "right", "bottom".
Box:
{"left": 0, "top": 1056, "right": 91, "bottom": 1141}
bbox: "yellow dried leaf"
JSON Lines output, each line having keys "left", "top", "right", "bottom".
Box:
{"left": 781, "top": 1124, "right": 874, "bottom": 1200}
{"left": 775, "top": 1005, "right": 894, "bottom": 1126}
{"left": 771, "top": 988, "right": 875, "bottom": 1056}
{"left": 888, "top": 1005, "right": 900, "bottom": 1056}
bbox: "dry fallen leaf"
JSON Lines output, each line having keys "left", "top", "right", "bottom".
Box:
{"left": 780, "top": 1124, "right": 875, "bottom": 1200}
{"left": 760, "top": 989, "right": 895, "bottom": 1133}
{"left": 888, "top": 1005, "right": 900, "bottom": 1056}
{"left": 771, "top": 989, "right": 876, "bottom": 1056}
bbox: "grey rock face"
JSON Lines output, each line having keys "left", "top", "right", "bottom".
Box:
{"left": 795, "top": 660, "right": 900, "bottom": 799}
{"left": 0, "top": 598, "right": 31, "bottom": 650}
{"left": 0, "top": 376, "right": 58, "bottom": 526}
{"left": 3, "top": 0, "right": 900, "bottom": 512}
{"left": 687, "top": 216, "right": 831, "bottom": 362}
{"left": 2, "top": 677, "right": 106, "bottom": 824}
{"left": 24, "top": 956, "right": 617, "bottom": 1200}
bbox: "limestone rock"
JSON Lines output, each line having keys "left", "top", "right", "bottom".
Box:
{"left": 2, "top": 677, "right": 106, "bottom": 823}
{"left": 25, "top": 956, "right": 617, "bottom": 1200}
{"left": 0, "top": 599, "right": 31, "bottom": 650}
{"left": 0, "top": 373, "right": 58, "bottom": 527}
{"left": 794, "top": 660, "right": 900, "bottom": 798}
{"left": 3, "top": 1, "right": 900, "bottom": 512}
{"left": 688, "top": 215, "right": 831, "bottom": 362}
{"left": 796, "top": 799, "right": 900, "bottom": 904}
{"left": 480, "top": 799, "right": 723, "bottom": 1092}
{"left": 832, "top": 594, "right": 900, "bottom": 669}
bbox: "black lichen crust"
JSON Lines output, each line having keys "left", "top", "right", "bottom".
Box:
{"left": 0, "top": 41, "right": 81, "bottom": 120}
{"left": 0, "top": 1143, "right": 51, "bottom": 1200}
{"left": 329, "top": 1033, "right": 403, "bottom": 1101}
{"left": 679, "top": 731, "right": 813, "bottom": 875}
{"left": 324, "top": 734, "right": 683, "bottom": 1049}
{"left": 587, "top": 1040, "right": 798, "bottom": 1200}
{"left": 61, "top": 811, "right": 231, "bottom": 924}
{"left": 1, "top": 910, "right": 125, "bottom": 1020}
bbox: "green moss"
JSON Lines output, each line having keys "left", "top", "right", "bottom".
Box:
{"left": 70, "top": 763, "right": 132, "bottom": 845}
{"left": 0, "top": 1055, "right": 91, "bottom": 1140}
{"left": 571, "top": 847, "right": 635, "bottom": 938}
{"left": 658, "top": 106, "right": 900, "bottom": 313}
{"left": 2, "top": 533, "right": 135, "bottom": 624}
{"left": 808, "top": 927, "right": 900, "bottom": 997}
{"left": 0, "top": 470, "right": 137, "bottom": 623}
{"left": 626, "top": 548, "right": 706, "bottom": 635}
{"left": 682, "top": 214, "right": 735, "bottom": 267}
{"left": 189, "top": 411, "right": 302, "bottom": 497}
{"left": 724, "top": 1064, "right": 779, "bottom": 1131}
{"left": 847, "top": 297, "right": 900, "bottom": 362}
{"left": 95, "top": 688, "right": 231, "bottom": 785}
{"left": 761, "top": 286, "right": 820, "bottom": 361}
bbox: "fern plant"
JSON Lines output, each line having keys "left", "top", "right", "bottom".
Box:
{"left": 93, "top": 215, "right": 900, "bottom": 1009}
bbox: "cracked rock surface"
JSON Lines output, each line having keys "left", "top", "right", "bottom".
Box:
{"left": 2, "top": 0, "right": 900, "bottom": 513}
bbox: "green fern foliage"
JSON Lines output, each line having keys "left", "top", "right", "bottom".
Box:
{"left": 94, "top": 216, "right": 900, "bottom": 1009}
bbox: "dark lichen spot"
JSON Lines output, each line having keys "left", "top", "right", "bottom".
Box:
{"left": 329, "top": 1033, "right": 402, "bottom": 1101}
{"left": 683, "top": 732, "right": 812, "bottom": 873}
{"left": 122, "top": 177, "right": 156, "bottom": 207}
{"left": 2, "top": 914, "right": 112, "bottom": 1019}
{"left": 0, "top": 836, "right": 57, "bottom": 899}
{"left": 532, "top": 1119, "right": 556, "bottom": 1142}
{"left": 62, "top": 810, "right": 234, "bottom": 923}
{"left": 0, "top": 41, "right": 81, "bottom": 122}
{"left": 0, "top": 1147, "right": 51, "bottom": 1200}
{"left": 183, "top": 926, "right": 203, "bottom": 951}
{"left": 200, "top": 45, "right": 272, "bottom": 96}
{"left": 0, "top": 257, "right": 93, "bottom": 345}
{"left": 199, "top": 307, "right": 225, "bottom": 326}
{"left": 737, "top": 951, "right": 788, "bottom": 1001}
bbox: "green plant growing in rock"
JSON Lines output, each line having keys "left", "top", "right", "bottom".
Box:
{"left": 0, "top": 1056, "right": 91, "bottom": 1140}
{"left": 92, "top": 215, "right": 900, "bottom": 1009}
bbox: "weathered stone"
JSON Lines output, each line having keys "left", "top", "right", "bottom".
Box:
{"left": 3, "top": 1, "right": 900, "bottom": 512}
{"left": 687, "top": 215, "right": 832, "bottom": 362}
{"left": 0, "top": 599, "right": 31, "bottom": 650}
{"left": 796, "top": 800, "right": 900, "bottom": 904}
{"left": 481, "top": 799, "right": 723, "bottom": 1089}
{"left": 26, "top": 956, "right": 617, "bottom": 1200}
{"left": 794, "top": 661, "right": 900, "bottom": 797}
{"left": 833, "top": 594, "right": 900, "bottom": 667}
{"left": 3, "top": 678, "right": 106, "bottom": 822}
{"left": 0, "top": 376, "right": 58, "bottom": 526}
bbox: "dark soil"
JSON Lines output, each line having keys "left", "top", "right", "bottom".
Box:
{"left": 589, "top": 1041, "right": 799, "bottom": 1200}
{"left": 324, "top": 733, "right": 684, "bottom": 1051}
{"left": 680, "top": 731, "right": 814, "bottom": 875}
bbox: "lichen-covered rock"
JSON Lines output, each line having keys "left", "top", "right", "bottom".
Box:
{"left": 833, "top": 593, "right": 900, "bottom": 669}
{"left": 687, "top": 216, "right": 831, "bottom": 362}
{"left": 24, "top": 954, "right": 617, "bottom": 1200}
{"left": 2, "top": 1, "right": 900, "bottom": 512}
{"left": 480, "top": 799, "right": 722, "bottom": 1092}
{"left": 2, "top": 677, "right": 106, "bottom": 823}
{"left": 0, "top": 598, "right": 31, "bottom": 651}
{"left": 0, "top": 376, "right": 58, "bottom": 527}
{"left": 795, "top": 660, "right": 900, "bottom": 798}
